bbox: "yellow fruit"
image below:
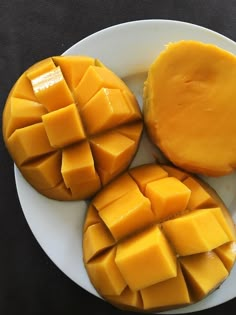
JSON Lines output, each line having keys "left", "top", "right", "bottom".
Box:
{"left": 143, "top": 40, "right": 236, "bottom": 176}
{"left": 2, "top": 56, "right": 143, "bottom": 200}
{"left": 83, "top": 163, "right": 236, "bottom": 312}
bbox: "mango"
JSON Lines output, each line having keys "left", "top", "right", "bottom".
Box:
{"left": 143, "top": 40, "right": 236, "bottom": 176}
{"left": 83, "top": 163, "right": 236, "bottom": 312}
{"left": 2, "top": 56, "right": 143, "bottom": 200}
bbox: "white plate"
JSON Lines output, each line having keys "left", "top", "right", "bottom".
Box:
{"left": 15, "top": 20, "right": 236, "bottom": 313}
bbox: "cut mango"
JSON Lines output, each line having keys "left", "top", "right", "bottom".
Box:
{"left": 86, "top": 248, "right": 126, "bottom": 296}
{"left": 162, "top": 208, "right": 230, "bottom": 255}
{"left": 144, "top": 40, "right": 236, "bottom": 176}
{"left": 115, "top": 225, "right": 176, "bottom": 291}
{"left": 99, "top": 188, "right": 154, "bottom": 241}
{"left": 83, "top": 163, "right": 236, "bottom": 312}
{"left": 42, "top": 103, "right": 85, "bottom": 148}
{"left": 141, "top": 263, "right": 190, "bottom": 311}
{"left": 180, "top": 252, "right": 228, "bottom": 301}
{"left": 2, "top": 56, "right": 142, "bottom": 200}
{"left": 145, "top": 176, "right": 191, "bottom": 221}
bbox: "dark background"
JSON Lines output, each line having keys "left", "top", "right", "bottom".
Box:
{"left": 0, "top": 1, "right": 236, "bottom": 314}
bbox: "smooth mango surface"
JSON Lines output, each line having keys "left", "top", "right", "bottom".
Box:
{"left": 83, "top": 163, "right": 236, "bottom": 312}
{"left": 143, "top": 40, "right": 236, "bottom": 176}
{"left": 2, "top": 56, "right": 143, "bottom": 200}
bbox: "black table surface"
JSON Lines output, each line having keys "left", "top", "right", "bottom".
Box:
{"left": 1, "top": 1, "right": 236, "bottom": 314}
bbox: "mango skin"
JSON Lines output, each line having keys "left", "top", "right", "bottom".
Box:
{"left": 83, "top": 163, "right": 236, "bottom": 312}
{"left": 143, "top": 40, "right": 236, "bottom": 177}
{"left": 2, "top": 56, "right": 143, "bottom": 201}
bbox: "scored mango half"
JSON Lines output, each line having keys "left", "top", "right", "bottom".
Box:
{"left": 2, "top": 56, "right": 143, "bottom": 200}
{"left": 83, "top": 163, "right": 236, "bottom": 312}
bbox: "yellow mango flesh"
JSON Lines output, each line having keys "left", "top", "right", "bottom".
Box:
{"left": 2, "top": 56, "right": 142, "bottom": 200}
{"left": 214, "top": 242, "right": 236, "bottom": 271}
{"left": 83, "top": 163, "right": 236, "bottom": 312}
{"left": 145, "top": 176, "right": 191, "bottom": 221}
{"left": 141, "top": 263, "right": 190, "bottom": 311}
{"left": 115, "top": 225, "right": 177, "bottom": 291}
{"left": 162, "top": 208, "right": 230, "bottom": 255}
{"left": 180, "top": 252, "right": 228, "bottom": 301}
{"left": 144, "top": 40, "right": 236, "bottom": 176}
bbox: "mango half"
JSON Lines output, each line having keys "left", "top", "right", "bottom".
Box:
{"left": 83, "top": 163, "right": 236, "bottom": 312}
{"left": 143, "top": 40, "right": 236, "bottom": 176}
{"left": 2, "top": 56, "right": 143, "bottom": 200}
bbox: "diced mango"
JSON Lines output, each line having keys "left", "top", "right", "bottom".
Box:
{"left": 80, "top": 88, "right": 131, "bottom": 135}
{"left": 121, "top": 90, "right": 142, "bottom": 122}
{"left": 11, "top": 72, "right": 38, "bottom": 101}
{"left": 161, "top": 165, "right": 188, "bottom": 181}
{"left": 61, "top": 141, "right": 97, "bottom": 188}
{"left": 83, "top": 163, "right": 236, "bottom": 312}
{"left": 3, "top": 56, "right": 142, "bottom": 201}
{"left": 129, "top": 163, "right": 168, "bottom": 193}
{"left": 39, "top": 181, "right": 72, "bottom": 201}
{"left": 214, "top": 242, "right": 236, "bottom": 271}
{"left": 21, "top": 151, "right": 62, "bottom": 190}
{"left": 145, "top": 177, "right": 191, "bottom": 221}
{"left": 26, "top": 57, "right": 56, "bottom": 80}
{"left": 83, "top": 205, "right": 101, "bottom": 232}
{"left": 162, "top": 208, "right": 230, "bottom": 255}
{"left": 105, "top": 287, "right": 143, "bottom": 310}
{"left": 99, "top": 188, "right": 154, "bottom": 240}
{"left": 42, "top": 103, "right": 85, "bottom": 148}
{"left": 207, "top": 207, "right": 236, "bottom": 241}
{"left": 86, "top": 248, "right": 127, "bottom": 296}
{"left": 115, "top": 225, "right": 177, "bottom": 291}
{"left": 83, "top": 222, "right": 115, "bottom": 263}
{"left": 5, "top": 97, "right": 47, "bottom": 139}
{"left": 31, "top": 66, "right": 74, "bottom": 111}
{"left": 180, "top": 252, "right": 228, "bottom": 301}
{"left": 75, "top": 65, "right": 133, "bottom": 107}
{"left": 53, "top": 55, "right": 95, "bottom": 89}
{"left": 7, "top": 122, "right": 55, "bottom": 166}
{"left": 93, "top": 173, "right": 138, "bottom": 211}
{"left": 116, "top": 121, "right": 143, "bottom": 142}
{"left": 69, "top": 172, "right": 101, "bottom": 200}
{"left": 90, "top": 131, "right": 136, "bottom": 175}
{"left": 183, "top": 176, "right": 217, "bottom": 209}
{"left": 141, "top": 263, "right": 190, "bottom": 311}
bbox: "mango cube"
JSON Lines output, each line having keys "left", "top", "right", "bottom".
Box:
{"left": 6, "top": 97, "right": 47, "bottom": 139}
{"left": 86, "top": 248, "right": 126, "bottom": 296}
{"left": 129, "top": 163, "right": 168, "bottom": 193}
{"left": 75, "top": 65, "right": 131, "bottom": 107}
{"left": 99, "top": 188, "right": 154, "bottom": 240}
{"left": 83, "top": 222, "right": 115, "bottom": 263}
{"left": 42, "top": 103, "right": 85, "bottom": 148}
{"left": 21, "top": 151, "right": 62, "bottom": 190}
{"left": 180, "top": 252, "right": 228, "bottom": 300}
{"left": 53, "top": 55, "right": 95, "bottom": 88}
{"left": 162, "top": 208, "right": 230, "bottom": 255}
{"left": 145, "top": 177, "right": 191, "bottom": 221}
{"left": 115, "top": 225, "right": 177, "bottom": 291}
{"left": 81, "top": 88, "right": 131, "bottom": 135}
{"left": 141, "top": 263, "right": 190, "bottom": 311}
{"left": 93, "top": 173, "right": 138, "bottom": 211}
{"left": 214, "top": 242, "right": 236, "bottom": 271}
{"left": 7, "top": 122, "right": 55, "bottom": 165}
{"left": 31, "top": 67, "right": 74, "bottom": 111}
{"left": 90, "top": 131, "right": 136, "bottom": 174}
{"left": 61, "top": 141, "right": 97, "bottom": 188}
{"left": 183, "top": 176, "right": 217, "bottom": 209}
